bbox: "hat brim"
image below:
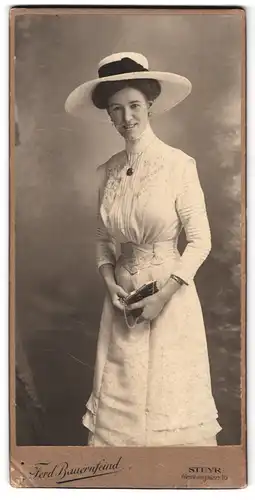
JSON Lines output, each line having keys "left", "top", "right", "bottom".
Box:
{"left": 65, "top": 71, "right": 192, "bottom": 122}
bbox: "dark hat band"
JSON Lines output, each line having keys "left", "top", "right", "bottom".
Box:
{"left": 98, "top": 57, "right": 148, "bottom": 78}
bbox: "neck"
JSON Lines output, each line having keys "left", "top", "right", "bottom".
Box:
{"left": 125, "top": 123, "right": 155, "bottom": 155}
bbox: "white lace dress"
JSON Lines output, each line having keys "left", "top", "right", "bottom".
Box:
{"left": 82, "top": 125, "right": 221, "bottom": 446}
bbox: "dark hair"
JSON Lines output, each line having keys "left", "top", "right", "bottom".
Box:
{"left": 91, "top": 78, "right": 161, "bottom": 110}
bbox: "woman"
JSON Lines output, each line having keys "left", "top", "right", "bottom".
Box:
{"left": 65, "top": 52, "right": 221, "bottom": 447}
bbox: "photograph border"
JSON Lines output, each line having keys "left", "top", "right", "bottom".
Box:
{"left": 9, "top": 6, "right": 247, "bottom": 489}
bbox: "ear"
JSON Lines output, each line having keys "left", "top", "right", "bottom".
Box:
{"left": 147, "top": 101, "right": 153, "bottom": 117}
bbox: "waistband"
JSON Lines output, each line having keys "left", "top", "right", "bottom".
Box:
{"left": 119, "top": 241, "right": 179, "bottom": 275}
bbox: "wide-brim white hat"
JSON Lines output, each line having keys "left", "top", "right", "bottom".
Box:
{"left": 65, "top": 52, "right": 192, "bottom": 122}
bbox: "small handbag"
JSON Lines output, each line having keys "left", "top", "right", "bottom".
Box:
{"left": 122, "top": 280, "right": 159, "bottom": 328}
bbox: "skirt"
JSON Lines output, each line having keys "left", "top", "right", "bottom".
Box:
{"left": 84, "top": 409, "right": 221, "bottom": 446}
{"left": 83, "top": 242, "right": 222, "bottom": 447}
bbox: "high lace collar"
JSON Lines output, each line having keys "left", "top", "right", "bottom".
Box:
{"left": 125, "top": 124, "right": 156, "bottom": 156}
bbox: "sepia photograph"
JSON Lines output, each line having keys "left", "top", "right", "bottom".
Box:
{"left": 10, "top": 6, "right": 246, "bottom": 488}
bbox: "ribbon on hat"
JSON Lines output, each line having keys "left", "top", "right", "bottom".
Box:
{"left": 98, "top": 57, "right": 148, "bottom": 78}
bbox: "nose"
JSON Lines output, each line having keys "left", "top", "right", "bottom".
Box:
{"left": 123, "top": 106, "right": 133, "bottom": 123}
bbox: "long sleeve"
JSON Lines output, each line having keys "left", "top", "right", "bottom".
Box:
{"left": 172, "top": 157, "right": 212, "bottom": 284}
{"left": 96, "top": 164, "right": 117, "bottom": 269}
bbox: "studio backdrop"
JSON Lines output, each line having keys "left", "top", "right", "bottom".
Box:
{"left": 14, "top": 11, "right": 242, "bottom": 446}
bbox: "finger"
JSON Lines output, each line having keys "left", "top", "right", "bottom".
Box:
{"left": 116, "top": 285, "right": 129, "bottom": 297}
{"left": 115, "top": 294, "right": 126, "bottom": 304}
{"left": 142, "top": 313, "right": 151, "bottom": 321}
{"left": 136, "top": 314, "right": 146, "bottom": 324}
{"left": 128, "top": 299, "right": 145, "bottom": 310}
{"left": 113, "top": 299, "right": 125, "bottom": 311}
{"left": 116, "top": 288, "right": 129, "bottom": 298}
{"left": 115, "top": 304, "right": 125, "bottom": 312}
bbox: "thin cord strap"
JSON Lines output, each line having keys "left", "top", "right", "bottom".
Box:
{"left": 123, "top": 304, "right": 140, "bottom": 329}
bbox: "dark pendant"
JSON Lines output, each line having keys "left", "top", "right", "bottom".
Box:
{"left": 126, "top": 167, "right": 133, "bottom": 176}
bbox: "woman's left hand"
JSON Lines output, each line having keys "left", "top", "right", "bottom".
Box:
{"left": 127, "top": 280, "right": 182, "bottom": 322}
{"left": 127, "top": 292, "right": 167, "bottom": 322}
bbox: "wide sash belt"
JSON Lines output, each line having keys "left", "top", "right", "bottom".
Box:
{"left": 119, "top": 241, "right": 179, "bottom": 275}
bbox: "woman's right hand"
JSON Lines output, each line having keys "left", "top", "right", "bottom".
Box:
{"left": 107, "top": 283, "right": 129, "bottom": 311}
{"left": 99, "top": 263, "right": 128, "bottom": 311}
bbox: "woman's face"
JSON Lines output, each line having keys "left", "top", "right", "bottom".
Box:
{"left": 107, "top": 87, "right": 150, "bottom": 140}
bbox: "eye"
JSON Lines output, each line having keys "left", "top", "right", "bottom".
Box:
{"left": 130, "top": 103, "right": 140, "bottom": 110}
{"left": 111, "top": 106, "right": 121, "bottom": 112}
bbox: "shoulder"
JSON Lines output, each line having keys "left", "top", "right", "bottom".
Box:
{"left": 165, "top": 143, "right": 194, "bottom": 165}
{"left": 174, "top": 149, "right": 195, "bottom": 166}
{"left": 96, "top": 150, "right": 125, "bottom": 192}
{"left": 155, "top": 142, "right": 196, "bottom": 183}
{"left": 173, "top": 149, "right": 196, "bottom": 179}
{"left": 96, "top": 150, "right": 125, "bottom": 177}
{"left": 154, "top": 139, "right": 194, "bottom": 165}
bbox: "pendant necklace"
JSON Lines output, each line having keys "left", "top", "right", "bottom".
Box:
{"left": 125, "top": 135, "right": 156, "bottom": 176}
{"left": 126, "top": 166, "right": 134, "bottom": 177}
{"left": 125, "top": 151, "right": 144, "bottom": 176}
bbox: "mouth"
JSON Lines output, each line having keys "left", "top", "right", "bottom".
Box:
{"left": 123, "top": 124, "right": 137, "bottom": 131}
